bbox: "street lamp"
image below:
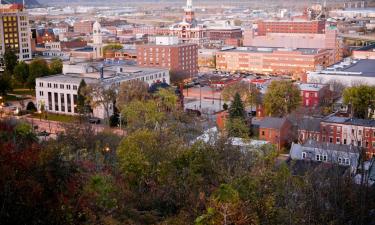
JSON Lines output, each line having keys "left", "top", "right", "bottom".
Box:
{"left": 38, "top": 110, "right": 42, "bottom": 121}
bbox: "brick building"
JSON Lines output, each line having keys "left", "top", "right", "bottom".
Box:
{"left": 298, "top": 115, "right": 375, "bottom": 157}
{"left": 73, "top": 20, "right": 94, "bottom": 34}
{"left": 252, "top": 117, "right": 293, "bottom": 150}
{"left": 256, "top": 20, "right": 326, "bottom": 36}
{"left": 216, "top": 47, "right": 335, "bottom": 79}
{"left": 206, "top": 28, "right": 242, "bottom": 41}
{"left": 298, "top": 83, "right": 330, "bottom": 107}
{"left": 136, "top": 36, "right": 198, "bottom": 82}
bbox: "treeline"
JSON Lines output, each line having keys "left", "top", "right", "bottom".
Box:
{"left": 0, "top": 50, "right": 63, "bottom": 95}
{"left": 0, "top": 85, "right": 375, "bottom": 225}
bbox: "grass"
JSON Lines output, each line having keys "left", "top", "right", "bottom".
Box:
{"left": 9, "top": 89, "right": 35, "bottom": 96}
{"left": 30, "top": 112, "right": 78, "bottom": 123}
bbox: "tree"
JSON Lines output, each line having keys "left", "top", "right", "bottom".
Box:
{"left": 263, "top": 80, "right": 301, "bottom": 117}
{"left": 13, "top": 61, "right": 29, "bottom": 86}
{"left": 86, "top": 83, "right": 117, "bottom": 124}
{"left": 27, "top": 58, "right": 50, "bottom": 89}
{"left": 225, "top": 118, "right": 249, "bottom": 138}
{"left": 229, "top": 92, "right": 245, "bottom": 119}
{"left": 77, "top": 79, "right": 91, "bottom": 116}
{"left": 4, "top": 49, "right": 17, "bottom": 73}
{"left": 343, "top": 85, "right": 375, "bottom": 119}
{"left": 0, "top": 70, "right": 13, "bottom": 96}
{"left": 102, "top": 43, "right": 123, "bottom": 54}
{"left": 49, "top": 58, "right": 63, "bottom": 75}
{"left": 222, "top": 82, "right": 260, "bottom": 107}
{"left": 116, "top": 80, "right": 149, "bottom": 110}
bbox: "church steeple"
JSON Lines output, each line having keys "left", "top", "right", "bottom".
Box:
{"left": 184, "top": 0, "right": 195, "bottom": 23}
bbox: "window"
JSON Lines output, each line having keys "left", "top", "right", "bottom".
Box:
{"left": 323, "top": 154, "right": 327, "bottom": 162}
{"left": 358, "top": 130, "right": 362, "bottom": 135}
{"left": 302, "top": 152, "right": 306, "bottom": 159}
{"left": 54, "top": 84, "right": 58, "bottom": 88}
{"left": 357, "top": 141, "right": 361, "bottom": 147}
{"left": 39, "top": 91, "right": 44, "bottom": 96}
{"left": 336, "top": 138, "right": 340, "bottom": 144}
{"left": 54, "top": 93, "right": 59, "bottom": 111}
{"left": 329, "top": 137, "right": 333, "bottom": 143}
{"left": 60, "top": 84, "right": 64, "bottom": 89}
{"left": 344, "top": 139, "right": 347, "bottom": 145}
{"left": 338, "top": 157, "right": 342, "bottom": 164}
{"left": 316, "top": 154, "right": 322, "bottom": 161}
{"left": 344, "top": 158, "right": 350, "bottom": 165}
{"left": 60, "top": 93, "right": 65, "bottom": 112}
{"left": 39, "top": 82, "right": 43, "bottom": 87}
{"left": 261, "top": 131, "right": 265, "bottom": 136}
{"left": 73, "top": 85, "right": 77, "bottom": 90}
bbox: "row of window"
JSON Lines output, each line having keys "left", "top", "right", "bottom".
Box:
{"left": 301, "top": 152, "right": 350, "bottom": 165}
{"left": 39, "top": 82, "right": 77, "bottom": 90}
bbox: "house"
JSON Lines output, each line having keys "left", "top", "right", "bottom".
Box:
{"left": 290, "top": 140, "right": 361, "bottom": 173}
{"left": 297, "top": 117, "right": 322, "bottom": 143}
{"left": 252, "top": 117, "right": 293, "bottom": 150}
{"left": 36, "top": 28, "right": 57, "bottom": 45}
{"left": 297, "top": 83, "right": 330, "bottom": 107}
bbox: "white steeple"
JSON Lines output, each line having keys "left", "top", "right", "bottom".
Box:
{"left": 92, "top": 20, "right": 103, "bottom": 59}
{"left": 93, "top": 20, "right": 102, "bottom": 45}
{"left": 186, "top": 0, "right": 193, "bottom": 12}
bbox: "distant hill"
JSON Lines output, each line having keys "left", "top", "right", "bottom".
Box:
{"left": 5, "top": 0, "right": 40, "bottom": 7}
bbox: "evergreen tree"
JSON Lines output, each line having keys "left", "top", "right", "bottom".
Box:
{"left": 14, "top": 61, "right": 29, "bottom": 87}
{"left": 77, "top": 79, "right": 89, "bottom": 115}
{"left": 4, "top": 49, "right": 17, "bottom": 73}
{"left": 229, "top": 92, "right": 245, "bottom": 119}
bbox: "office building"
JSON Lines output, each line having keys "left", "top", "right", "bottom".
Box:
{"left": 0, "top": 4, "right": 32, "bottom": 63}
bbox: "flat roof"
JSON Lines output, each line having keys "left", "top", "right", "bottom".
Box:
{"left": 298, "top": 83, "right": 326, "bottom": 92}
{"left": 354, "top": 43, "right": 375, "bottom": 52}
{"left": 322, "top": 116, "right": 375, "bottom": 127}
{"left": 315, "top": 59, "right": 375, "bottom": 77}
{"left": 221, "top": 46, "right": 321, "bottom": 55}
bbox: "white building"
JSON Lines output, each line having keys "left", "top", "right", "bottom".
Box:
{"left": 0, "top": 4, "right": 32, "bottom": 65}
{"left": 35, "top": 61, "right": 170, "bottom": 119}
{"left": 307, "top": 58, "right": 375, "bottom": 86}
{"left": 290, "top": 140, "right": 360, "bottom": 173}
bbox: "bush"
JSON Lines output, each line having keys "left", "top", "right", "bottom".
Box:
{"left": 26, "top": 102, "right": 37, "bottom": 112}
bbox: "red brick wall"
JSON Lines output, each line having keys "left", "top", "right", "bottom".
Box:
{"left": 257, "top": 20, "right": 325, "bottom": 36}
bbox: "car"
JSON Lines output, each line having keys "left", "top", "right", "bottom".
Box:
{"left": 89, "top": 117, "right": 101, "bottom": 124}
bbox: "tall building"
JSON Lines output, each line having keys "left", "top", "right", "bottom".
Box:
{"left": 73, "top": 20, "right": 94, "bottom": 34}
{"left": 92, "top": 21, "right": 103, "bottom": 59}
{"left": 136, "top": 36, "right": 198, "bottom": 82}
{"left": 0, "top": 4, "right": 32, "bottom": 63}
{"left": 169, "top": 0, "right": 207, "bottom": 45}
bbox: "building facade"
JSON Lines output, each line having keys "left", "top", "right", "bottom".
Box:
{"left": 256, "top": 20, "right": 326, "bottom": 35}
{"left": 0, "top": 4, "right": 32, "bottom": 63}
{"left": 216, "top": 47, "right": 335, "bottom": 78}
{"left": 35, "top": 62, "right": 170, "bottom": 119}
{"left": 136, "top": 36, "right": 198, "bottom": 81}
{"left": 298, "top": 83, "right": 330, "bottom": 107}
{"left": 73, "top": 20, "right": 94, "bottom": 34}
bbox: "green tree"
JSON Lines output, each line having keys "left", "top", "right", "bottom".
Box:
{"left": 0, "top": 70, "right": 13, "bottom": 96}
{"left": 13, "top": 61, "right": 29, "bottom": 87}
{"left": 77, "top": 79, "right": 91, "bottom": 116}
{"left": 4, "top": 49, "right": 17, "bottom": 73}
{"left": 222, "top": 82, "right": 260, "bottom": 107}
{"left": 225, "top": 118, "right": 249, "bottom": 138}
{"left": 27, "top": 58, "right": 50, "bottom": 89}
{"left": 263, "top": 80, "right": 301, "bottom": 117}
{"left": 103, "top": 43, "right": 123, "bottom": 54}
{"left": 229, "top": 92, "right": 245, "bottom": 119}
{"left": 116, "top": 79, "right": 149, "bottom": 111}
{"left": 343, "top": 85, "right": 375, "bottom": 119}
{"left": 49, "top": 58, "right": 63, "bottom": 75}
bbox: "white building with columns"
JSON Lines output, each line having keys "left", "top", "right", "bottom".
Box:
{"left": 35, "top": 61, "right": 170, "bottom": 119}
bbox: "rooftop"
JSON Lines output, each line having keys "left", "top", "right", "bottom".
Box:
{"left": 298, "top": 83, "right": 326, "bottom": 92}
{"left": 252, "top": 117, "right": 289, "bottom": 129}
{"left": 322, "top": 115, "right": 375, "bottom": 127}
{"left": 354, "top": 43, "right": 375, "bottom": 52}
{"left": 315, "top": 59, "right": 375, "bottom": 77}
{"left": 302, "top": 139, "right": 361, "bottom": 154}
{"left": 221, "top": 46, "right": 322, "bottom": 55}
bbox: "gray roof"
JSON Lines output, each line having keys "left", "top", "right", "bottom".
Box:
{"left": 322, "top": 115, "right": 375, "bottom": 127}
{"left": 302, "top": 140, "right": 361, "bottom": 154}
{"left": 343, "top": 59, "right": 375, "bottom": 77}
{"left": 222, "top": 47, "right": 322, "bottom": 55}
{"left": 253, "top": 117, "right": 288, "bottom": 129}
{"left": 297, "top": 117, "right": 322, "bottom": 132}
